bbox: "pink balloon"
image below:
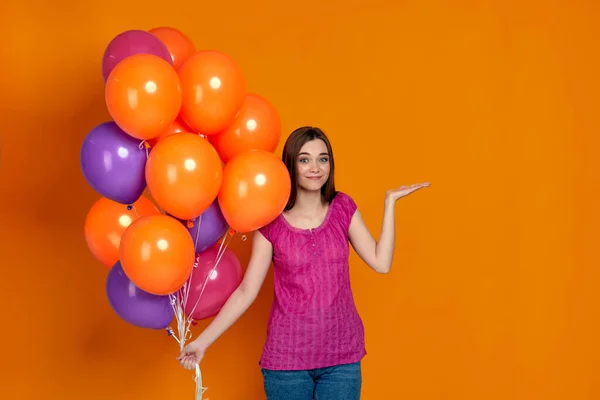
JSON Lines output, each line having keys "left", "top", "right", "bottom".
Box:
{"left": 184, "top": 245, "right": 243, "bottom": 320}
{"left": 102, "top": 30, "right": 173, "bottom": 82}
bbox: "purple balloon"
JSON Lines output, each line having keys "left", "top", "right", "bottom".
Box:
{"left": 176, "top": 200, "right": 229, "bottom": 254}
{"left": 102, "top": 30, "right": 172, "bottom": 82}
{"left": 80, "top": 121, "right": 147, "bottom": 204}
{"left": 106, "top": 262, "right": 174, "bottom": 329}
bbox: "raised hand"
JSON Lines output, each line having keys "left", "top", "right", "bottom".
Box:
{"left": 385, "top": 182, "right": 430, "bottom": 202}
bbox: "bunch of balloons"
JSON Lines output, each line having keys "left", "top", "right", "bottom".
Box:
{"left": 80, "top": 27, "right": 291, "bottom": 336}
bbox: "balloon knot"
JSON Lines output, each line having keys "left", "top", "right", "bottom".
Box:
{"left": 228, "top": 229, "right": 236, "bottom": 237}
{"left": 166, "top": 327, "right": 174, "bottom": 336}
{"left": 127, "top": 204, "right": 133, "bottom": 210}
{"left": 187, "top": 220, "right": 195, "bottom": 228}
{"left": 198, "top": 134, "right": 207, "bottom": 139}
{"left": 143, "top": 141, "right": 151, "bottom": 149}
{"left": 191, "top": 320, "right": 198, "bottom": 326}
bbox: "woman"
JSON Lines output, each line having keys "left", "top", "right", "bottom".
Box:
{"left": 177, "top": 126, "right": 430, "bottom": 399}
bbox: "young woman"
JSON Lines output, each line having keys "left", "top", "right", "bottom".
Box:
{"left": 177, "top": 126, "right": 430, "bottom": 399}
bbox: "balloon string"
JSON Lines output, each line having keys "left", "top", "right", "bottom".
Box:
{"left": 171, "top": 230, "right": 232, "bottom": 342}
{"left": 168, "top": 294, "right": 188, "bottom": 351}
{"left": 139, "top": 140, "right": 151, "bottom": 158}
{"left": 168, "top": 291, "right": 207, "bottom": 399}
{"left": 183, "top": 214, "right": 203, "bottom": 310}
{"left": 168, "top": 228, "right": 237, "bottom": 400}
{"left": 127, "top": 204, "right": 140, "bottom": 218}
{"left": 194, "top": 214, "right": 203, "bottom": 250}
{"left": 185, "top": 230, "right": 232, "bottom": 333}
{"left": 195, "top": 364, "right": 207, "bottom": 400}
{"left": 142, "top": 186, "right": 165, "bottom": 215}
{"left": 186, "top": 231, "right": 237, "bottom": 399}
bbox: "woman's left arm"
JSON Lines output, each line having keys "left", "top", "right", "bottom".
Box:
{"left": 349, "top": 182, "right": 430, "bottom": 274}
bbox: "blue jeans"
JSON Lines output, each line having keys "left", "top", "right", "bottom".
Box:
{"left": 261, "top": 362, "right": 362, "bottom": 400}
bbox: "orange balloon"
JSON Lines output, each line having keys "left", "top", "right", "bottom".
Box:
{"left": 148, "top": 27, "right": 196, "bottom": 69}
{"left": 105, "top": 53, "right": 182, "bottom": 141}
{"left": 119, "top": 214, "right": 195, "bottom": 295}
{"left": 218, "top": 149, "right": 291, "bottom": 233}
{"left": 178, "top": 50, "right": 246, "bottom": 135}
{"left": 147, "top": 118, "right": 194, "bottom": 147}
{"left": 146, "top": 133, "right": 223, "bottom": 220}
{"left": 211, "top": 94, "right": 282, "bottom": 163}
{"left": 84, "top": 196, "right": 160, "bottom": 268}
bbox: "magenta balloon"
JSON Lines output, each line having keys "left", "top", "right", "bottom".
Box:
{"left": 102, "top": 30, "right": 172, "bottom": 82}
{"left": 184, "top": 245, "right": 243, "bottom": 321}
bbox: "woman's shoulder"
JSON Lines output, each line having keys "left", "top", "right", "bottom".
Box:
{"left": 332, "top": 191, "right": 358, "bottom": 222}
{"left": 333, "top": 191, "right": 357, "bottom": 209}
{"left": 257, "top": 213, "right": 283, "bottom": 243}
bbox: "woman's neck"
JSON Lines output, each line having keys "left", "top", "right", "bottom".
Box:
{"left": 292, "top": 189, "right": 326, "bottom": 213}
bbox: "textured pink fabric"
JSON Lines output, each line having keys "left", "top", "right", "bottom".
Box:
{"left": 258, "top": 192, "right": 367, "bottom": 370}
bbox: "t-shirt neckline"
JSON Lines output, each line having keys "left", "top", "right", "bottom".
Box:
{"left": 278, "top": 194, "right": 338, "bottom": 234}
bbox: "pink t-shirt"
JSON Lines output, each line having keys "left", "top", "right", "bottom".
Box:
{"left": 258, "top": 191, "right": 367, "bottom": 370}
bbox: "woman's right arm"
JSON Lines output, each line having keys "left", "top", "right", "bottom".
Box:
{"left": 179, "top": 230, "right": 273, "bottom": 366}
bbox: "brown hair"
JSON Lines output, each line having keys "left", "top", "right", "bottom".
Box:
{"left": 281, "top": 126, "right": 337, "bottom": 210}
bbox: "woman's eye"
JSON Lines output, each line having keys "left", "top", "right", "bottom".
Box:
{"left": 320, "top": 158, "right": 329, "bottom": 163}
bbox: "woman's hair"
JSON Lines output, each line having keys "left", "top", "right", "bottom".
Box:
{"left": 281, "top": 126, "right": 336, "bottom": 210}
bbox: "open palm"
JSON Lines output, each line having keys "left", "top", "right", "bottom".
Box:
{"left": 386, "top": 182, "right": 430, "bottom": 202}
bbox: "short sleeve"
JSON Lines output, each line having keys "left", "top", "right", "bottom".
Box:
{"left": 258, "top": 223, "right": 271, "bottom": 242}
{"left": 257, "top": 214, "right": 284, "bottom": 244}
{"left": 334, "top": 191, "right": 358, "bottom": 229}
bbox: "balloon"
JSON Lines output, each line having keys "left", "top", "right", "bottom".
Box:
{"left": 106, "top": 261, "right": 174, "bottom": 329}
{"left": 184, "top": 245, "right": 243, "bottom": 321}
{"left": 177, "top": 200, "right": 228, "bottom": 254}
{"left": 148, "top": 27, "right": 195, "bottom": 69}
{"left": 178, "top": 50, "right": 246, "bottom": 135}
{"left": 84, "top": 196, "right": 160, "bottom": 267}
{"left": 105, "top": 53, "right": 182, "bottom": 141}
{"left": 80, "top": 121, "right": 147, "bottom": 204}
{"left": 147, "top": 118, "right": 194, "bottom": 148}
{"left": 211, "top": 93, "right": 281, "bottom": 163}
{"left": 120, "top": 214, "right": 195, "bottom": 295}
{"left": 218, "top": 150, "right": 291, "bottom": 233}
{"left": 102, "top": 30, "right": 172, "bottom": 82}
{"left": 145, "top": 133, "right": 223, "bottom": 220}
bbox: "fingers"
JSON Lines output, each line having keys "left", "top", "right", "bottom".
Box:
{"left": 397, "top": 182, "right": 429, "bottom": 191}
{"left": 178, "top": 354, "right": 200, "bottom": 371}
{"left": 392, "top": 182, "right": 430, "bottom": 196}
{"left": 386, "top": 182, "right": 430, "bottom": 201}
{"left": 184, "top": 357, "right": 198, "bottom": 371}
{"left": 176, "top": 348, "right": 193, "bottom": 360}
{"left": 401, "top": 184, "right": 419, "bottom": 193}
{"left": 409, "top": 182, "right": 430, "bottom": 191}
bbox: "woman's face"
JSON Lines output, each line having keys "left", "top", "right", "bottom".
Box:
{"left": 296, "top": 139, "right": 330, "bottom": 192}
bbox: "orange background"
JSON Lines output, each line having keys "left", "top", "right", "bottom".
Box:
{"left": 1, "top": 0, "right": 599, "bottom": 399}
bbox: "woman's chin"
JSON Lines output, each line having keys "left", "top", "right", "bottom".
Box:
{"left": 298, "top": 182, "right": 324, "bottom": 192}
